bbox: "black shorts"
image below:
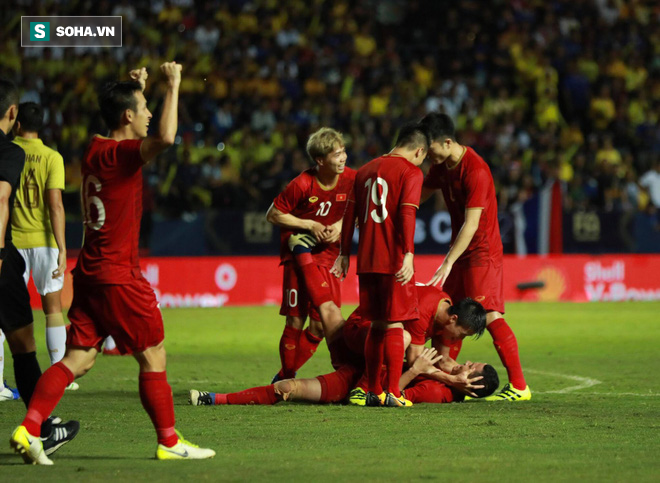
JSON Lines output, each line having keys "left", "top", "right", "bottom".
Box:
{"left": 0, "top": 243, "right": 33, "bottom": 333}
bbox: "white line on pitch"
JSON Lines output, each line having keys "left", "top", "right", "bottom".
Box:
{"left": 525, "top": 369, "right": 602, "bottom": 394}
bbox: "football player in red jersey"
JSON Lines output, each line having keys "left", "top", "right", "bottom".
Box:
{"left": 335, "top": 124, "right": 427, "bottom": 407}
{"left": 10, "top": 63, "right": 215, "bottom": 465}
{"left": 344, "top": 285, "right": 488, "bottom": 404}
{"left": 419, "top": 112, "right": 531, "bottom": 402}
{"left": 266, "top": 127, "right": 356, "bottom": 381}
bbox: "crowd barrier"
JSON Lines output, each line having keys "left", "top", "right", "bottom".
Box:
{"left": 28, "top": 254, "right": 660, "bottom": 309}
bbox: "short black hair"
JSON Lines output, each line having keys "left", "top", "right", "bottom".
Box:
{"left": 0, "top": 78, "right": 20, "bottom": 120}
{"left": 394, "top": 122, "right": 429, "bottom": 152}
{"left": 419, "top": 112, "right": 456, "bottom": 142}
{"left": 449, "top": 298, "right": 487, "bottom": 338}
{"left": 470, "top": 365, "right": 499, "bottom": 398}
{"left": 99, "top": 80, "right": 142, "bottom": 130}
{"left": 17, "top": 102, "right": 44, "bottom": 133}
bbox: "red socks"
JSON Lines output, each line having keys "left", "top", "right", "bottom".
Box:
{"left": 383, "top": 327, "right": 405, "bottom": 397}
{"left": 226, "top": 385, "right": 278, "bottom": 405}
{"left": 278, "top": 326, "right": 301, "bottom": 379}
{"left": 139, "top": 371, "right": 177, "bottom": 447}
{"left": 487, "top": 318, "right": 526, "bottom": 390}
{"left": 294, "top": 328, "right": 322, "bottom": 369}
{"left": 364, "top": 327, "right": 385, "bottom": 395}
{"left": 22, "top": 362, "right": 73, "bottom": 436}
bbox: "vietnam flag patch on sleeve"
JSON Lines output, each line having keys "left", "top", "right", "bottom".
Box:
{"left": 336, "top": 193, "right": 347, "bottom": 202}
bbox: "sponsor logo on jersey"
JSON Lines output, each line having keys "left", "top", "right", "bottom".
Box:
{"left": 309, "top": 196, "right": 319, "bottom": 203}
{"left": 336, "top": 193, "right": 347, "bottom": 202}
{"left": 321, "top": 281, "right": 329, "bottom": 287}
{"left": 475, "top": 295, "right": 486, "bottom": 302}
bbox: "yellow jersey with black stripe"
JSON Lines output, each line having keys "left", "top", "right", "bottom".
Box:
{"left": 10, "top": 136, "right": 65, "bottom": 249}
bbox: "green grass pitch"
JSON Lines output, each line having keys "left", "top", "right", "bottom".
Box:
{"left": 1, "top": 302, "right": 659, "bottom": 481}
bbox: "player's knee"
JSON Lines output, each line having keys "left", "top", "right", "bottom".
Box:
{"left": 5, "top": 326, "right": 37, "bottom": 354}
{"left": 273, "top": 379, "right": 300, "bottom": 401}
{"left": 285, "top": 316, "right": 305, "bottom": 330}
{"left": 403, "top": 330, "right": 412, "bottom": 349}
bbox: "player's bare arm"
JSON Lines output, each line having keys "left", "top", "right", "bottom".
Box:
{"left": 427, "top": 207, "right": 483, "bottom": 287}
{"left": 140, "top": 62, "right": 181, "bottom": 163}
{"left": 0, "top": 180, "right": 12, "bottom": 274}
{"left": 398, "top": 347, "right": 442, "bottom": 391}
{"left": 431, "top": 336, "right": 461, "bottom": 373}
{"left": 46, "top": 188, "right": 67, "bottom": 278}
{"left": 266, "top": 204, "right": 326, "bottom": 241}
{"left": 405, "top": 342, "right": 426, "bottom": 367}
{"left": 395, "top": 252, "right": 415, "bottom": 285}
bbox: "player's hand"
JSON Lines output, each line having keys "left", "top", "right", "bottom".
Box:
{"left": 52, "top": 250, "right": 66, "bottom": 279}
{"left": 160, "top": 61, "right": 182, "bottom": 87}
{"left": 0, "top": 258, "right": 3, "bottom": 277}
{"left": 450, "top": 363, "right": 484, "bottom": 397}
{"left": 320, "top": 224, "right": 340, "bottom": 244}
{"left": 330, "top": 255, "right": 349, "bottom": 280}
{"left": 411, "top": 347, "right": 442, "bottom": 375}
{"left": 395, "top": 252, "right": 415, "bottom": 285}
{"left": 129, "top": 67, "right": 148, "bottom": 91}
{"left": 427, "top": 260, "right": 452, "bottom": 287}
{"left": 307, "top": 221, "right": 326, "bottom": 242}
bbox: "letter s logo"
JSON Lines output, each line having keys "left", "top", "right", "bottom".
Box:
{"left": 35, "top": 24, "right": 45, "bottom": 38}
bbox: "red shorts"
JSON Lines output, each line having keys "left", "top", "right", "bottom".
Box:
{"left": 280, "top": 262, "right": 340, "bottom": 321}
{"left": 442, "top": 260, "right": 504, "bottom": 313}
{"left": 358, "top": 273, "right": 419, "bottom": 322}
{"left": 67, "top": 276, "right": 164, "bottom": 355}
{"left": 316, "top": 363, "right": 363, "bottom": 403}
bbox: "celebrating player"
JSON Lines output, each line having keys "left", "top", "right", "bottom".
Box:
{"left": 266, "top": 127, "right": 355, "bottom": 381}
{"left": 419, "top": 112, "right": 531, "bottom": 401}
{"left": 11, "top": 102, "right": 78, "bottom": 391}
{"left": 9, "top": 63, "right": 215, "bottom": 465}
{"left": 335, "top": 123, "right": 428, "bottom": 407}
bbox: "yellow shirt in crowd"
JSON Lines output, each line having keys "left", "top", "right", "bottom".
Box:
{"left": 11, "top": 136, "right": 65, "bottom": 249}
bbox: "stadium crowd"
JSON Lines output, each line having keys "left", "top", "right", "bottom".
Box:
{"left": 1, "top": 0, "right": 658, "bottom": 220}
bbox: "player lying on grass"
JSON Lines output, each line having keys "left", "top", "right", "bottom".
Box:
{"left": 189, "top": 290, "right": 495, "bottom": 407}
{"left": 189, "top": 347, "right": 498, "bottom": 406}
{"left": 266, "top": 127, "right": 355, "bottom": 382}
{"left": 9, "top": 64, "right": 214, "bottom": 465}
{"left": 345, "top": 284, "right": 489, "bottom": 404}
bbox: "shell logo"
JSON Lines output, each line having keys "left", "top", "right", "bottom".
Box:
{"left": 535, "top": 267, "right": 567, "bottom": 301}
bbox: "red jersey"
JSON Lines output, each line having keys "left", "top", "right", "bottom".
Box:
{"left": 352, "top": 155, "right": 423, "bottom": 274}
{"left": 423, "top": 146, "right": 503, "bottom": 266}
{"left": 345, "top": 285, "right": 451, "bottom": 346}
{"left": 404, "top": 377, "right": 461, "bottom": 404}
{"left": 75, "top": 136, "right": 144, "bottom": 284}
{"left": 403, "top": 286, "right": 452, "bottom": 345}
{"left": 273, "top": 167, "right": 356, "bottom": 268}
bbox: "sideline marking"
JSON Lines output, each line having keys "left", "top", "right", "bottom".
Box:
{"left": 526, "top": 369, "right": 602, "bottom": 394}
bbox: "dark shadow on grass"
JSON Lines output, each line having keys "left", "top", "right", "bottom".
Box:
{"left": 0, "top": 452, "right": 144, "bottom": 465}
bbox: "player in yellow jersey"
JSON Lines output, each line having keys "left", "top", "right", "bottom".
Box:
{"left": 11, "top": 102, "right": 77, "bottom": 391}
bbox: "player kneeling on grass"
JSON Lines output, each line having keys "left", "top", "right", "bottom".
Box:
{"left": 9, "top": 63, "right": 214, "bottom": 465}
{"left": 189, "top": 347, "right": 498, "bottom": 406}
